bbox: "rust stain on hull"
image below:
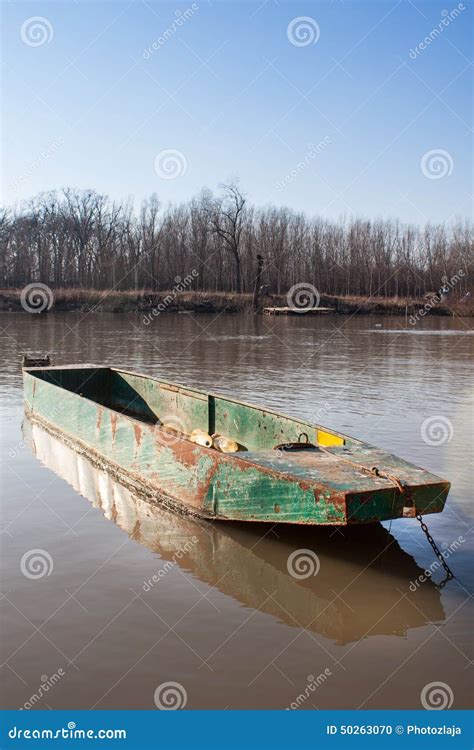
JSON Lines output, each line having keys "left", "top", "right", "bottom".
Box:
{"left": 110, "top": 412, "right": 117, "bottom": 442}
{"left": 133, "top": 423, "right": 142, "bottom": 448}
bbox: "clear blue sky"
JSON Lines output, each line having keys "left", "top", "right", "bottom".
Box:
{"left": 2, "top": 0, "right": 472, "bottom": 223}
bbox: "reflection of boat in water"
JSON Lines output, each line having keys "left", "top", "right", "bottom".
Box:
{"left": 23, "top": 417, "right": 445, "bottom": 645}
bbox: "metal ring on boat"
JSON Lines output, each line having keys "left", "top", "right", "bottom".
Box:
{"left": 274, "top": 432, "right": 317, "bottom": 451}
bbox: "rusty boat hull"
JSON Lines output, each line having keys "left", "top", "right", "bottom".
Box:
{"left": 22, "top": 365, "right": 450, "bottom": 525}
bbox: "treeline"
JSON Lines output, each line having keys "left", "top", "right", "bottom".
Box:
{"left": 1, "top": 183, "right": 472, "bottom": 299}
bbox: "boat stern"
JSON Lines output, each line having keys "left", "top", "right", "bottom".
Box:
{"left": 345, "top": 479, "right": 450, "bottom": 524}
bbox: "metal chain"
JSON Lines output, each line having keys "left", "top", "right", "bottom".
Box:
{"left": 416, "top": 513, "right": 455, "bottom": 590}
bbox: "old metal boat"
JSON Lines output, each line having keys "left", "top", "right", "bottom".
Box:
{"left": 22, "top": 364, "right": 450, "bottom": 525}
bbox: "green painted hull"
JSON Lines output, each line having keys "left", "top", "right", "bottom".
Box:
{"left": 22, "top": 365, "right": 450, "bottom": 525}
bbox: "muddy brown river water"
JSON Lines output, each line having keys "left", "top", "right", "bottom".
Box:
{"left": 0, "top": 312, "right": 472, "bottom": 710}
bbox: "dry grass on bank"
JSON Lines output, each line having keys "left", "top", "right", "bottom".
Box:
{"left": 0, "top": 288, "right": 472, "bottom": 316}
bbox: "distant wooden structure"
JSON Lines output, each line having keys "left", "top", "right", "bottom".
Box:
{"left": 22, "top": 354, "right": 51, "bottom": 368}
{"left": 263, "top": 306, "right": 334, "bottom": 316}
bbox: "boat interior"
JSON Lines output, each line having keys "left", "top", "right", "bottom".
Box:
{"left": 27, "top": 365, "right": 348, "bottom": 452}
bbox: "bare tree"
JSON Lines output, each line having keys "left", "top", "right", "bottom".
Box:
{"left": 204, "top": 180, "right": 246, "bottom": 292}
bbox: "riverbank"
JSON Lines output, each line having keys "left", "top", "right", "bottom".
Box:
{"left": 0, "top": 288, "right": 472, "bottom": 316}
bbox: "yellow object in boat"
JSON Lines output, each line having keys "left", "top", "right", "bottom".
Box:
{"left": 317, "top": 429, "right": 344, "bottom": 447}
{"left": 212, "top": 434, "right": 240, "bottom": 453}
{"left": 190, "top": 429, "right": 213, "bottom": 448}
